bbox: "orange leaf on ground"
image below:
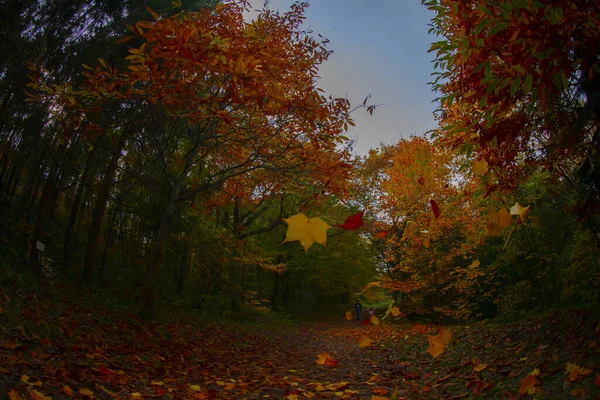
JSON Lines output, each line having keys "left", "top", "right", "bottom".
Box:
{"left": 30, "top": 391, "right": 52, "bottom": 400}
{"left": 518, "top": 370, "right": 541, "bottom": 395}
{"left": 566, "top": 362, "right": 593, "bottom": 381}
{"left": 8, "top": 389, "right": 24, "bottom": 400}
{"left": 316, "top": 352, "right": 338, "bottom": 367}
{"left": 427, "top": 327, "right": 452, "bottom": 358}
{"left": 370, "top": 315, "right": 380, "bottom": 326}
{"left": 358, "top": 336, "right": 372, "bottom": 348}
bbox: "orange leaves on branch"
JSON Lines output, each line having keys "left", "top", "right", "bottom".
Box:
{"left": 282, "top": 213, "right": 331, "bottom": 253}
{"left": 315, "top": 353, "right": 338, "bottom": 368}
{"left": 518, "top": 369, "right": 541, "bottom": 395}
{"left": 427, "top": 327, "right": 452, "bottom": 358}
{"left": 565, "top": 362, "right": 593, "bottom": 382}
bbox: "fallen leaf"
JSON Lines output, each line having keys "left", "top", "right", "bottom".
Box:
{"left": 79, "top": 388, "right": 95, "bottom": 397}
{"left": 358, "top": 336, "right": 372, "bottom": 348}
{"left": 370, "top": 315, "right": 380, "bottom": 326}
{"left": 62, "top": 385, "right": 74, "bottom": 396}
{"left": 29, "top": 390, "right": 51, "bottom": 400}
{"left": 8, "top": 389, "right": 24, "bottom": 400}
{"left": 518, "top": 371, "right": 540, "bottom": 395}
{"left": 566, "top": 362, "right": 593, "bottom": 382}
{"left": 316, "top": 352, "right": 338, "bottom": 367}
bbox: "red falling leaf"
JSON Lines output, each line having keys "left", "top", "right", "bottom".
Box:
{"left": 361, "top": 319, "right": 370, "bottom": 326}
{"left": 430, "top": 199, "right": 441, "bottom": 219}
{"left": 417, "top": 177, "right": 425, "bottom": 185}
{"left": 375, "top": 230, "right": 390, "bottom": 239}
{"left": 335, "top": 211, "right": 364, "bottom": 230}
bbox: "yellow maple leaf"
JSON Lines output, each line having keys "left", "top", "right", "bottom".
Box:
{"left": 486, "top": 208, "right": 511, "bottom": 235}
{"left": 390, "top": 306, "right": 401, "bottom": 317}
{"left": 370, "top": 315, "right": 380, "bottom": 326}
{"left": 565, "top": 362, "right": 593, "bottom": 381}
{"left": 472, "top": 158, "right": 488, "bottom": 175}
{"left": 283, "top": 213, "right": 331, "bottom": 253}
{"left": 345, "top": 311, "right": 354, "bottom": 321}
{"left": 358, "top": 336, "right": 372, "bottom": 348}
{"left": 510, "top": 202, "right": 530, "bottom": 221}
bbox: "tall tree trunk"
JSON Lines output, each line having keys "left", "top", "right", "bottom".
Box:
{"left": 229, "top": 201, "right": 242, "bottom": 311}
{"left": 82, "top": 132, "right": 128, "bottom": 283}
{"left": 99, "top": 203, "right": 119, "bottom": 275}
{"left": 176, "top": 244, "right": 189, "bottom": 297}
{"left": 139, "top": 138, "right": 203, "bottom": 320}
{"left": 29, "top": 140, "right": 67, "bottom": 271}
{"left": 64, "top": 136, "right": 101, "bottom": 270}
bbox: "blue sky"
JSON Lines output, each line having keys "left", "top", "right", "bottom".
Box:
{"left": 247, "top": 0, "right": 438, "bottom": 155}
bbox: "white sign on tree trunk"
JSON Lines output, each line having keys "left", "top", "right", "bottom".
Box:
{"left": 36, "top": 241, "right": 44, "bottom": 252}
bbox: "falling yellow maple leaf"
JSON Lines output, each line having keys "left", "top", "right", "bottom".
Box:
{"left": 282, "top": 213, "right": 331, "bottom": 253}
{"left": 345, "top": 311, "right": 354, "bottom": 321}
{"left": 472, "top": 358, "right": 488, "bottom": 372}
{"left": 510, "top": 202, "right": 530, "bottom": 221}
{"left": 370, "top": 315, "right": 380, "bottom": 326}
{"left": 472, "top": 158, "right": 488, "bottom": 175}
{"left": 358, "top": 336, "right": 373, "bottom": 348}
{"left": 390, "top": 306, "right": 401, "bottom": 317}
{"left": 486, "top": 208, "right": 511, "bottom": 236}
{"left": 498, "top": 208, "right": 512, "bottom": 229}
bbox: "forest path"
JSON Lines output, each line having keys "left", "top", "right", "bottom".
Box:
{"left": 1, "top": 290, "right": 599, "bottom": 400}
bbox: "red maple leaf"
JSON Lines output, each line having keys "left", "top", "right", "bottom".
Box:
{"left": 335, "top": 211, "right": 364, "bottom": 230}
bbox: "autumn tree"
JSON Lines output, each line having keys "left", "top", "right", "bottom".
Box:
{"left": 31, "top": 1, "right": 354, "bottom": 319}
{"left": 425, "top": 0, "right": 600, "bottom": 243}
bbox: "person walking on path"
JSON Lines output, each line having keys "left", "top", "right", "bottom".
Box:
{"left": 354, "top": 301, "right": 363, "bottom": 321}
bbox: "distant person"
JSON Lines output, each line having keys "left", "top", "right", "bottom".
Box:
{"left": 368, "top": 307, "right": 375, "bottom": 317}
{"left": 354, "top": 301, "right": 363, "bottom": 321}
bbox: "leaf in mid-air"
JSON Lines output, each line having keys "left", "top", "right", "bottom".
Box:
{"left": 370, "top": 315, "right": 380, "bottom": 326}
{"left": 430, "top": 199, "right": 441, "bottom": 219}
{"left": 486, "top": 208, "right": 511, "bottom": 235}
{"left": 375, "top": 230, "right": 390, "bottom": 239}
{"left": 335, "top": 211, "right": 364, "bottom": 230}
{"left": 510, "top": 202, "right": 530, "bottom": 221}
{"left": 345, "top": 311, "right": 353, "bottom": 321}
{"left": 282, "top": 213, "right": 331, "bottom": 253}
{"left": 472, "top": 158, "right": 488, "bottom": 175}
{"left": 427, "top": 327, "right": 452, "bottom": 358}
{"left": 315, "top": 352, "right": 338, "bottom": 367}
{"left": 358, "top": 336, "right": 373, "bottom": 348}
{"left": 390, "top": 306, "right": 401, "bottom": 317}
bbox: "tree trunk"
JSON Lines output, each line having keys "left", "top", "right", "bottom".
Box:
{"left": 229, "top": 201, "right": 242, "bottom": 311}
{"left": 176, "top": 244, "right": 189, "bottom": 297}
{"left": 82, "top": 132, "right": 128, "bottom": 283}
{"left": 138, "top": 137, "right": 204, "bottom": 320}
{"left": 29, "top": 140, "right": 67, "bottom": 271}
{"left": 64, "top": 136, "right": 102, "bottom": 270}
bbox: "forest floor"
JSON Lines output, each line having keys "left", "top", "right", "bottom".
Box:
{"left": 1, "top": 284, "right": 599, "bottom": 400}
